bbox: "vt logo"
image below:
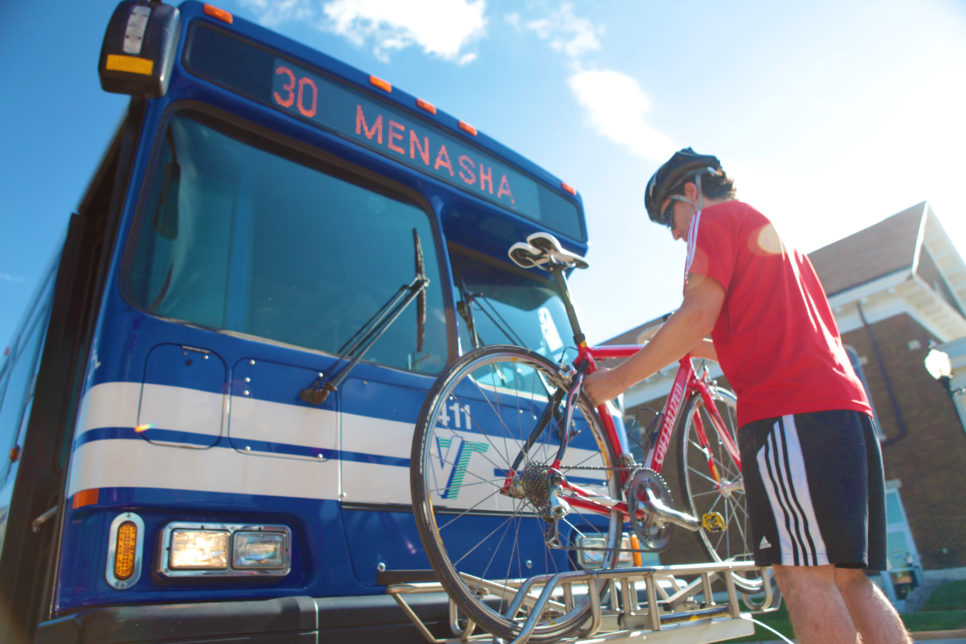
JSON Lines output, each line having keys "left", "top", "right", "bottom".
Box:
{"left": 432, "top": 435, "right": 489, "bottom": 499}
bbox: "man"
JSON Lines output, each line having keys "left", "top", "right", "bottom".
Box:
{"left": 583, "top": 148, "right": 910, "bottom": 644}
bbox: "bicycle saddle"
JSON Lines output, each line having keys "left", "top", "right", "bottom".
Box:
{"left": 509, "top": 232, "right": 589, "bottom": 271}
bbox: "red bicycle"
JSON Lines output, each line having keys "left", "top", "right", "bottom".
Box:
{"left": 410, "top": 233, "right": 764, "bottom": 641}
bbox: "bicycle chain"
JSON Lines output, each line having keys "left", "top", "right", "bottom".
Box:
{"left": 532, "top": 461, "right": 671, "bottom": 554}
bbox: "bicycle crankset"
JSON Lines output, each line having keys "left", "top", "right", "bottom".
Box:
{"left": 625, "top": 467, "right": 673, "bottom": 551}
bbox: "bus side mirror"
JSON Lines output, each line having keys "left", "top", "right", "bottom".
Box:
{"left": 99, "top": 1, "right": 181, "bottom": 97}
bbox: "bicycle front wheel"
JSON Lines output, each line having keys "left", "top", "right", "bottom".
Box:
{"left": 411, "top": 345, "right": 622, "bottom": 642}
{"left": 677, "top": 387, "right": 762, "bottom": 592}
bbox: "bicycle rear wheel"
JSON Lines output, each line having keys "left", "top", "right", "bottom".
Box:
{"left": 676, "top": 387, "right": 763, "bottom": 592}
{"left": 411, "top": 345, "right": 622, "bottom": 642}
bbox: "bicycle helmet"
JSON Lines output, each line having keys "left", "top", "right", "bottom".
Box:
{"left": 644, "top": 147, "right": 723, "bottom": 224}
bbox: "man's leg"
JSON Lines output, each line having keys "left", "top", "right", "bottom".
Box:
{"left": 834, "top": 567, "right": 911, "bottom": 644}
{"left": 773, "top": 564, "right": 858, "bottom": 644}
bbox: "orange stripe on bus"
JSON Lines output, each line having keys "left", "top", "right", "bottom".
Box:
{"left": 72, "top": 488, "right": 99, "bottom": 509}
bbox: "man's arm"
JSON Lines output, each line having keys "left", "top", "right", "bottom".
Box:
{"left": 583, "top": 273, "right": 724, "bottom": 406}
{"left": 689, "top": 338, "right": 717, "bottom": 361}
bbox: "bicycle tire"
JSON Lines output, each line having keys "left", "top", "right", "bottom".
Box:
{"left": 410, "top": 345, "right": 622, "bottom": 641}
{"left": 676, "top": 386, "right": 763, "bottom": 592}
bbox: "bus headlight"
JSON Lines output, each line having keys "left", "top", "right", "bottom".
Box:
{"left": 233, "top": 530, "right": 287, "bottom": 569}
{"left": 169, "top": 529, "right": 230, "bottom": 569}
{"left": 160, "top": 523, "right": 291, "bottom": 577}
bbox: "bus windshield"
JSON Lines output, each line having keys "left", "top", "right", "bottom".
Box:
{"left": 452, "top": 250, "right": 573, "bottom": 363}
{"left": 125, "top": 112, "right": 448, "bottom": 374}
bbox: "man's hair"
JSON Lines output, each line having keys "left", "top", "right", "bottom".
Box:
{"left": 697, "top": 170, "right": 736, "bottom": 200}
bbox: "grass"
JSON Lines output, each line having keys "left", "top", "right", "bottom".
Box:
{"left": 729, "top": 580, "right": 966, "bottom": 642}
{"left": 901, "top": 609, "right": 966, "bottom": 632}
{"left": 922, "top": 579, "right": 966, "bottom": 611}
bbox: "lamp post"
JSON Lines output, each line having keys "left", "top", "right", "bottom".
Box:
{"left": 924, "top": 348, "right": 966, "bottom": 436}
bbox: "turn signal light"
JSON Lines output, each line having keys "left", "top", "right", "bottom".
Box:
{"left": 114, "top": 521, "right": 139, "bottom": 580}
{"left": 107, "top": 513, "right": 144, "bottom": 589}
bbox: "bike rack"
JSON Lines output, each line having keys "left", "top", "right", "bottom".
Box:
{"left": 384, "top": 561, "right": 779, "bottom": 644}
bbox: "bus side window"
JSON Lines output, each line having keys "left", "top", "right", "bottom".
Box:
{"left": 0, "top": 313, "right": 46, "bottom": 487}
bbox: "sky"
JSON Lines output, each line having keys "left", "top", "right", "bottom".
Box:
{"left": 2, "top": 0, "right": 965, "bottom": 353}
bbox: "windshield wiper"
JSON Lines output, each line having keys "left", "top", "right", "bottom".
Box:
{"left": 455, "top": 272, "right": 482, "bottom": 350}
{"left": 462, "top": 291, "right": 528, "bottom": 348}
{"left": 300, "top": 228, "right": 429, "bottom": 405}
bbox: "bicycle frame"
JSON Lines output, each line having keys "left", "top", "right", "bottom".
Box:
{"left": 500, "top": 258, "right": 742, "bottom": 531}
{"left": 594, "top": 347, "right": 741, "bottom": 476}
{"left": 564, "top": 346, "right": 742, "bottom": 523}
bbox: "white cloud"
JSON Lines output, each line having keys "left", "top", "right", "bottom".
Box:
{"left": 321, "top": 0, "right": 487, "bottom": 63}
{"left": 510, "top": 5, "right": 674, "bottom": 160}
{"left": 0, "top": 273, "right": 23, "bottom": 283}
{"left": 517, "top": 2, "right": 602, "bottom": 64}
{"left": 235, "top": 0, "right": 316, "bottom": 26}
{"left": 567, "top": 69, "right": 677, "bottom": 162}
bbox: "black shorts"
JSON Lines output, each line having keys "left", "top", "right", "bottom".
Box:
{"left": 739, "top": 410, "right": 887, "bottom": 570}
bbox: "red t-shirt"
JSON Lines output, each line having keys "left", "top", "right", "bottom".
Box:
{"left": 685, "top": 201, "right": 872, "bottom": 427}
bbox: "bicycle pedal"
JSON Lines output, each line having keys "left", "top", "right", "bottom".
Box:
{"left": 701, "top": 512, "right": 726, "bottom": 533}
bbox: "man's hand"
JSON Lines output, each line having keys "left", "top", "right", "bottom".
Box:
{"left": 583, "top": 367, "right": 626, "bottom": 407}
{"left": 582, "top": 274, "right": 724, "bottom": 409}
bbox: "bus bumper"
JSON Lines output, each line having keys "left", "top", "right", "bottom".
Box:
{"left": 35, "top": 592, "right": 450, "bottom": 644}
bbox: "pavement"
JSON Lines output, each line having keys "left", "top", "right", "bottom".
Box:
{"left": 756, "top": 629, "right": 966, "bottom": 643}
{"left": 911, "top": 632, "right": 966, "bottom": 642}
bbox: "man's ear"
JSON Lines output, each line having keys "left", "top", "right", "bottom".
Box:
{"left": 683, "top": 181, "right": 700, "bottom": 202}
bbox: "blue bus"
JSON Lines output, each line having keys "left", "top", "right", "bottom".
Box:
{"left": 0, "top": 2, "right": 591, "bottom": 642}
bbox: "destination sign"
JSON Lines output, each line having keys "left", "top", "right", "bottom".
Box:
{"left": 269, "top": 60, "right": 538, "bottom": 217}
{"left": 184, "top": 23, "right": 586, "bottom": 241}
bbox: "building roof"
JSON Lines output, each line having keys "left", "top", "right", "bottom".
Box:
{"left": 809, "top": 202, "right": 926, "bottom": 296}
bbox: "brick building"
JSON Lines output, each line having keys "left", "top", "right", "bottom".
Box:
{"left": 605, "top": 202, "right": 966, "bottom": 599}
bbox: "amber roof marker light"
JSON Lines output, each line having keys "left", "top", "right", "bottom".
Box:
{"left": 203, "top": 4, "right": 233, "bottom": 24}
{"left": 369, "top": 75, "right": 392, "bottom": 93}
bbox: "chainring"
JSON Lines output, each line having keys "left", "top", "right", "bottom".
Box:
{"left": 625, "top": 467, "right": 673, "bottom": 551}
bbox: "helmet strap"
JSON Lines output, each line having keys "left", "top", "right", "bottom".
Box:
{"left": 695, "top": 173, "right": 705, "bottom": 211}
{"left": 674, "top": 173, "right": 705, "bottom": 212}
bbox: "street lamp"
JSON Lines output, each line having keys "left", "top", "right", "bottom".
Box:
{"left": 924, "top": 348, "right": 953, "bottom": 391}
{"left": 924, "top": 347, "right": 966, "bottom": 436}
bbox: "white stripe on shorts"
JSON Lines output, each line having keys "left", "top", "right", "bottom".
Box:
{"left": 756, "top": 415, "right": 828, "bottom": 566}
